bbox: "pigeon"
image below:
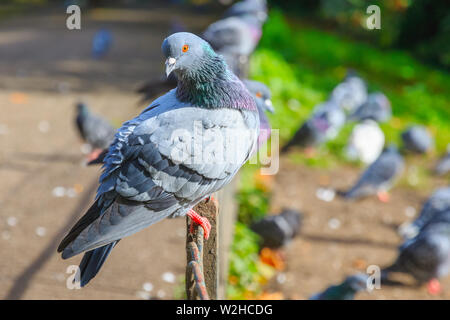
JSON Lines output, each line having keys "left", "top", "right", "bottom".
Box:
{"left": 97, "top": 80, "right": 273, "bottom": 166}
{"left": 401, "top": 125, "right": 434, "bottom": 154}
{"left": 341, "top": 145, "right": 404, "bottom": 202}
{"left": 250, "top": 209, "right": 302, "bottom": 249}
{"left": 281, "top": 100, "right": 345, "bottom": 153}
{"left": 58, "top": 32, "right": 260, "bottom": 287}
{"left": 223, "top": 0, "right": 268, "bottom": 24}
{"left": 137, "top": 4, "right": 266, "bottom": 103}
{"left": 345, "top": 119, "right": 385, "bottom": 165}
{"left": 92, "top": 29, "right": 113, "bottom": 59}
{"left": 242, "top": 79, "right": 274, "bottom": 147}
{"left": 434, "top": 148, "right": 450, "bottom": 176}
{"left": 347, "top": 92, "right": 391, "bottom": 123}
{"left": 75, "top": 102, "right": 116, "bottom": 162}
{"left": 399, "top": 187, "right": 450, "bottom": 239}
{"left": 329, "top": 71, "right": 368, "bottom": 113}
{"left": 310, "top": 273, "right": 369, "bottom": 300}
{"left": 382, "top": 212, "right": 450, "bottom": 294}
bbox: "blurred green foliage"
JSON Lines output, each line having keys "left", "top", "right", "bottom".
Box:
{"left": 229, "top": 8, "right": 449, "bottom": 299}
{"left": 269, "top": 0, "right": 450, "bottom": 70}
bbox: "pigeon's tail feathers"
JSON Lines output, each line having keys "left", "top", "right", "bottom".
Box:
{"left": 78, "top": 241, "right": 119, "bottom": 287}
{"left": 87, "top": 148, "right": 108, "bottom": 165}
{"left": 58, "top": 199, "right": 103, "bottom": 254}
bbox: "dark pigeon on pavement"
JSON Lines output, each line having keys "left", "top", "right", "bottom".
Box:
{"left": 401, "top": 125, "right": 434, "bottom": 154}
{"left": 250, "top": 209, "right": 302, "bottom": 249}
{"left": 75, "top": 102, "right": 116, "bottom": 162}
{"left": 341, "top": 145, "right": 405, "bottom": 202}
{"left": 59, "top": 32, "right": 260, "bottom": 287}
{"left": 310, "top": 273, "right": 369, "bottom": 300}
{"left": 382, "top": 211, "right": 450, "bottom": 294}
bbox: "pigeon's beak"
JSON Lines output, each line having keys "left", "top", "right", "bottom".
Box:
{"left": 264, "top": 99, "right": 275, "bottom": 113}
{"left": 165, "top": 57, "right": 177, "bottom": 77}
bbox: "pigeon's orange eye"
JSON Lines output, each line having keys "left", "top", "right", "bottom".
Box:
{"left": 182, "top": 45, "right": 189, "bottom": 53}
{"left": 255, "top": 92, "right": 262, "bottom": 98}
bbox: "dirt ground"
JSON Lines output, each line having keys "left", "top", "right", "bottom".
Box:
{"left": 0, "top": 3, "right": 218, "bottom": 300}
{"left": 267, "top": 157, "right": 449, "bottom": 300}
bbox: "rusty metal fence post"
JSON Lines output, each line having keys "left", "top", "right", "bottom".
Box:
{"left": 186, "top": 198, "right": 219, "bottom": 300}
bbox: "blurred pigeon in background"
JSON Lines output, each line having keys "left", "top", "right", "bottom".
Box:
{"left": 223, "top": 0, "right": 268, "bottom": 23}
{"left": 59, "top": 32, "right": 260, "bottom": 287}
{"left": 242, "top": 79, "right": 274, "bottom": 147}
{"left": 329, "top": 70, "right": 367, "bottom": 113}
{"left": 399, "top": 187, "right": 450, "bottom": 239}
{"left": 341, "top": 145, "right": 404, "bottom": 202}
{"left": 345, "top": 119, "right": 385, "bottom": 165}
{"left": 281, "top": 100, "right": 345, "bottom": 154}
{"left": 137, "top": 0, "right": 268, "bottom": 102}
{"left": 250, "top": 209, "right": 302, "bottom": 249}
{"left": 310, "top": 273, "right": 369, "bottom": 300}
{"left": 347, "top": 92, "right": 391, "bottom": 123}
{"left": 75, "top": 102, "right": 116, "bottom": 162}
{"left": 92, "top": 29, "right": 113, "bottom": 59}
{"left": 382, "top": 211, "right": 450, "bottom": 294}
{"left": 435, "top": 147, "right": 450, "bottom": 176}
{"left": 401, "top": 125, "right": 434, "bottom": 154}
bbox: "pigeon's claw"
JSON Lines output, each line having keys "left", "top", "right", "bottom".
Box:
{"left": 377, "top": 191, "right": 390, "bottom": 203}
{"left": 427, "top": 278, "right": 441, "bottom": 295}
{"left": 187, "top": 209, "right": 211, "bottom": 240}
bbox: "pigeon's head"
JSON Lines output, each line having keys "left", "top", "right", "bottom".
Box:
{"left": 243, "top": 80, "right": 274, "bottom": 113}
{"left": 76, "top": 102, "right": 89, "bottom": 115}
{"left": 162, "top": 32, "right": 218, "bottom": 78}
{"left": 383, "top": 144, "right": 399, "bottom": 154}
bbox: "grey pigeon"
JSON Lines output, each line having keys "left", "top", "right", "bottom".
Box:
{"left": 341, "top": 145, "right": 405, "bottom": 201}
{"left": 242, "top": 79, "right": 274, "bottom": 147}
{"left": 382, "top": 211, "right": 450, "bottom": 288}
{"left": 137, "top": 5, "right": 266, "bottom": 102}
{"left": 282, "top": 100, "right": 345, "bottom": 153}
{"left": 223, "top": 0, "right": 268, "bottom": 23}
{"left": 400, "top": 187, "right": 450, "bottom": 239}
{"left": 58, "top": 32, "right": 260, "bottom": 287}
{"left": 75, "top": 102, "right": 116, "bottom": 156}
{"left": 435, "top": 150, "right": 450, "bottom": 176}
{"left": 330, "top": 71, "right": 368, "bottom": 113}
{"left": 401, "top": 125, "right": 434, "bottom": 154}
{"left": 310, "top": 273, "right": 369, "bottom": 300}
{"left": 347, "top": 92, "right": 392, "bottom": 123}
{"left": 250, "top": 209, "right": 302, "bottom": 249}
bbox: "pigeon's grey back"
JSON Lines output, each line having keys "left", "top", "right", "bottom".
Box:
{"left": 401, "top": 125, "right": 434, "bottom": 154}
{"left": 344, "top": 147, "right": 404, "bottom": 199}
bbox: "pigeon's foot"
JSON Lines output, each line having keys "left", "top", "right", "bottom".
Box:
{"left": 86, "top": 148, "right": 104, "bottom": 163}
{"left": 427, "top": 278, "right": 441, "bottom": 295}
{"left": 377, "top": 191, "right": 390, "bottom": 203}
{"left": 187, "top": 209, "right": 211, "bottom": 240}
{"left": 304, "top": 147, "right": 316, "bottom": 158}
{"left": 259, "top": 248, "right": 285, "bottom": 271}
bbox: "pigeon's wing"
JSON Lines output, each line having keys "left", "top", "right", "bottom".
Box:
{"left": 60, "top": 90, "right": 259, "bottom": 257}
